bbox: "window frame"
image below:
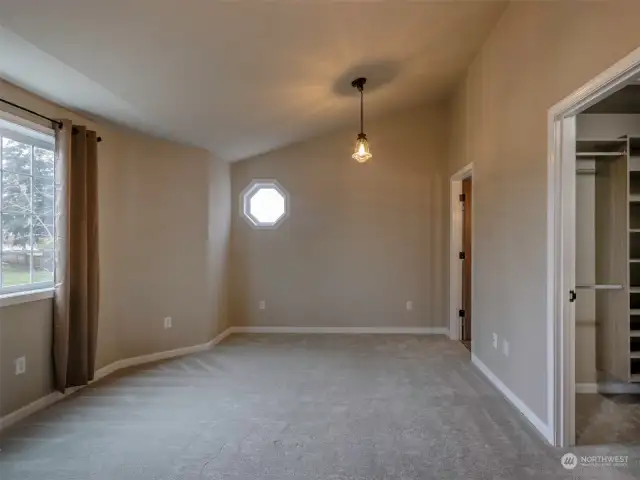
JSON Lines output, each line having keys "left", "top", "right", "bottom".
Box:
{"left": 0, "top": 110, "right": 56, "bottom": 296}
{"left": 240, "top": 179, "right": 289, "bottom": 229}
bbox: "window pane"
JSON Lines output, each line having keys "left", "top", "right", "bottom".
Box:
{"left": 34, "top": 147, "right": 54, "bottom": 178}
{"left": 34, "top": 176, "right": 54, "bottom": 219}
{"left": 2, "top": 137, "right": 31, "bottom": 174}
{"left": 1, "top": 213, "right": 31, "bottom": 250}
{"left": 1, "top": 251, "right": 30, "bottom": 286}
{"left": 33, "top": 222, "right": 54, "bottom": 250}
{"left": 249, "top": 188, "right": 286, "bottom": 224}
{"left": 33, "top": 250, "right": 54, "bottom": 283}
{"left": 2, "top": 172, "right": 31, "bottom": 213}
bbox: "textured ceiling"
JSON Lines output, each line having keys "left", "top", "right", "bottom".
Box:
{"left": 0, "top": 1, "right": 507, "bottom": 161}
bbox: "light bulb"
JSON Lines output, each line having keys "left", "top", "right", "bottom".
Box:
{"left": 352, "top": 134, "right": 372, "bottom": 163}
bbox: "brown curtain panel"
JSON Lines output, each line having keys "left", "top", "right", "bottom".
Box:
{"left": 53, "top": 120, "right": 100, "bottom": 392}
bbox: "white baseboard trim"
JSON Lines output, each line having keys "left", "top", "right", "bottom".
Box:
{"left": 94, "top": 327, "right": 234, "bottom": 380}
{"left": 596, "top": 381, "right": 640, "bottom": 395}
{"left": 230, "top": 326, "right": 450, "bottom": 335}
{"left": 472, "top": 354, "right": 553, "bottom": 444}
{"left": 0, "top": 327, "right": 234, "bottom": 432}
{"left": 575, "top": 383, "right": 598, "bottom": 394}
{"left": 0, "top": 391, "right": 61, "bottom": 432}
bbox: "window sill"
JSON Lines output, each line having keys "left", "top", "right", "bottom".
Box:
{"left": 0, "top": 288, "right": 55, "bottom": 308}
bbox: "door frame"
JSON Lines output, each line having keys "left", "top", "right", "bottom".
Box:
{"left": 450, "top": 162, "right": 473, "bottom": 341}
{"left": 549, "top": 47, "right": 640, "bottom": 447}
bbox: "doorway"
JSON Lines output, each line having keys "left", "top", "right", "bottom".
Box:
{"left": 461, "top": 178, "right": 473, "bottom": 351}
{"left": 550, "top": 47, "right": 640, "bottom": 447}
{"left": 449, "top": 163, "right": 473, "bottom": 346}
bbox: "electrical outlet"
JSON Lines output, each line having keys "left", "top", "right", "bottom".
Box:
{"left": 502, "top": 339, "right": 510, "bottom": 357}
{"left": 406, "top": 300, "right": 413, "bottom": 311}
{"left": 492, "top": 333, "right": 498, "bottom": 349}
{"left": 164, "top": 316, "right": 172, "bottom": 329}
{"left": 15, "top": 356, "right": 26, "bottom": 375}
{"left": 259, "top": 300, "right": 266, "bottom": 310}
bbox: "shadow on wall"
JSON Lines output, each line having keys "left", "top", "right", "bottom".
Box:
{"left": 332, "top": 60, "right": 401, "bottom": 97}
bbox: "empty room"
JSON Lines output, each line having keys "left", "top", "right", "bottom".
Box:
{"left": 2, "top": 1, "right": 640, "bottom": 479}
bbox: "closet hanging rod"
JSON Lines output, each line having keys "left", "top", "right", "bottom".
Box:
{"left": 576, "top": 284, "right": 624, "bottom": 290}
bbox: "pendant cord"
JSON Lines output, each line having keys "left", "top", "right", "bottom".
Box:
{"left": 360, "top": 88, "right": 364, "bottom": 135}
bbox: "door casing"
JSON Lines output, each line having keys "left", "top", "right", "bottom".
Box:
{"left": 548, "top": 47, "right": 640, "bottom": 447}
{"left": 449, "top": 163, "right": 473, "bottom": 342}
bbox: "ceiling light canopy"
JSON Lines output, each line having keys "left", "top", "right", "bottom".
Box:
{"left": 351, "top": 77, "right": 372, "bottom": 163}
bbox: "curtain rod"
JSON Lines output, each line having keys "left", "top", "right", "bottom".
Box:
{"left": 0, "top": 97, "right": 102, "bottom": 142}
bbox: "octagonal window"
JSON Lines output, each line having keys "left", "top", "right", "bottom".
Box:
{"left": 241, "top": 180, "right": 289, "bottom": 228}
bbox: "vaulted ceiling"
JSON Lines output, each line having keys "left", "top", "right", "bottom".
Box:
{"left": 0, "top": 1, "right": 507, "bottom": 161}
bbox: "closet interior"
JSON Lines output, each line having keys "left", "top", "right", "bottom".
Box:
{"left": 577, "top": 136, "right": 635, "bottom": 383}
{"left": 574, "top": 85, "right": 640, "bottom": 445}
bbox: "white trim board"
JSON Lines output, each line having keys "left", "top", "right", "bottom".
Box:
{"left": 472, "top": 354, "right": 553, "bottom": 444}
{"left": 0, "top": 327, "right": 234, "bottom": 432}
{"left": 597, "top": 381, "right": 640, "bottom": 395}
{"left": 230, "top": 326, "right": 449, "bottom": 335}
{"left": 0, "top": 387, "right": 81, "bottom": 433}
{"left": 575, "top": 383, "right": 598, "bottom": 394}
{"left": 0, "top": 287, "right": 54, "bottom": 308}
{"left": 93, "top": 327, "right": 234, "bottom": 380}
{"left": 575, "top": 382, "right": 640, "bottom": 394}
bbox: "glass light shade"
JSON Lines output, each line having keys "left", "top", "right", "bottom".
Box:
{"left": 352, "top": 134, "right": 372, "bottom": 163}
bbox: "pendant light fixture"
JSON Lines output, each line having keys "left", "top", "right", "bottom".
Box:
{"left": 351, "top": 77, "right": 372, "bottom": 163}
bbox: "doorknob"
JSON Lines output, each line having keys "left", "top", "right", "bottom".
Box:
{"left": 569, "top": 290, "right": 577, "bottom": 303}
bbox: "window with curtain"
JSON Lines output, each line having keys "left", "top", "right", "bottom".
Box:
{"left": 0, "top": 115, "right": 56, "bottom": 294}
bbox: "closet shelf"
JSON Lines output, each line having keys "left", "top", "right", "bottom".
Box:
{"left": 577, "top": 152, "right": 625, "bottom": 157}
{"left": 631, "top": 310, "right": 640, "bottom": 316}
{"left": 631, "top": 352, "right": 640, "bottom": 359}
{"left": 631, "top": 331, "right": 640, "bottom": 337}
{"left": 577, "top": 138, "right": 627, "bottom": 153}
{"left": 631, "top": 375, "right": 640, "bottom": 383}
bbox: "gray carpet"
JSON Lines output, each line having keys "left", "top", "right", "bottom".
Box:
{"left": 577, "top": 393, "right": 640, "bottom": 445}
{"left": 1, "top": 334, "right": 639, "bottom": 479}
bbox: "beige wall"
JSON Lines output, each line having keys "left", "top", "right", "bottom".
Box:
{"left": 0, "top": 80, "right": 230, "bottom": 417}
{"left": 230, "top": 104, "right": 449, "bottom": 329}
{"left": 0, "top": 300, "right": 52, "bottom": 416}
{"left": 111, "top": 132, "right": 230, "bottom": 360}
{"left": 448, "top": 1, "right": 640, "bottom": 422}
